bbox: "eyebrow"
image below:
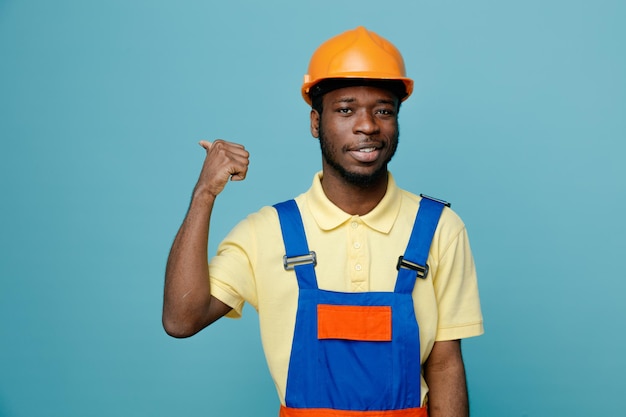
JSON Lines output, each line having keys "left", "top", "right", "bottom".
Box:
{"left": 331, "top": 97, "right": 356, "bottom": 104}
{"left": 330, "top": 97, "right": 396, "bottom": 106}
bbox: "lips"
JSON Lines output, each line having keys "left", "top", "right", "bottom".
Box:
{"left": 348, "top": 145, "right": 382, "bottom": 163}
{"left": 358, "top": 147, "right": 377, "bottom": 153}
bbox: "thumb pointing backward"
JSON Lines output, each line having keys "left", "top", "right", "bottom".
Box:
{"left": 199, "top": 140, "right": 212, "bottom": 151}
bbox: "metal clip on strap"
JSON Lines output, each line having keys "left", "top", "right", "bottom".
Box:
{"left": 419, "top": 194, "right": 451, "bottom": 207}
{"left": 283, "top": 252, "right": 317, "bottom": 270}
{"left": 396, "top": 256, "right": 429, "bottom": 279}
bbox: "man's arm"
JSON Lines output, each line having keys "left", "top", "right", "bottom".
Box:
{"left": 423, "top": 340, "right": 469, "bottom": 417}
{"left": 162, "top": 139, "right": 249, "bottom": 338}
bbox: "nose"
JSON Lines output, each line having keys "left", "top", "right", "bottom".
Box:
{"left": 353, "top": 110, "right": 379, "bottom": 135}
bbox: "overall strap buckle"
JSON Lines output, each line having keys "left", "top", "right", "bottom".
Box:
{"left": 396, "top": 256, "right": 429, "bottom": 279}
{"left": 283, "top": 252, "right": 317, "bottom": 270}
{"left": 419, "top": 194, "right": 451, "bottom": 207}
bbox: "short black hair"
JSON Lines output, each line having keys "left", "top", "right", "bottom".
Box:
{"left": 310, "top": 78, "right": 407, "bottom": 114}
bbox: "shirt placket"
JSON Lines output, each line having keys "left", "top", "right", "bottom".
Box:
{"left": 348, "top": 216, "right": 369, "bottom": 292}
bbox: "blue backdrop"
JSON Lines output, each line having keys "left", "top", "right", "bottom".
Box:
{"left": 1, "top": 1, "right": 625, "bottom": 416}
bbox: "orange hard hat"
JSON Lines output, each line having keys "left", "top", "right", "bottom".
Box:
{"left": 302, "top": 26, "right": 414, "bottom": 105}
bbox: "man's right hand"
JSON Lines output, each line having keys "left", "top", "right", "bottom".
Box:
{"left": 195, "top": 139, "right": 250, "bottom": 200}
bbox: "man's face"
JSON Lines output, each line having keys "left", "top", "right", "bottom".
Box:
{"left": 311, "top": 85, "right": 400, "bottom": 187}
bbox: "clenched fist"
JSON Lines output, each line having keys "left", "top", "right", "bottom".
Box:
{"left": 195, "top": 139, "right": 250, "bottom": 199}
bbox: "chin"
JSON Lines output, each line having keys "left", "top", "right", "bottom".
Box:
{"left": 341, "top": 167, "right": 387, "bottom": 188}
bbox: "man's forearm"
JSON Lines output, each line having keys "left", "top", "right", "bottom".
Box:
{"left": 162, "top": 191, "right": 216, "bottom": 337}
{"left": 424, "top": 340, "right": 469, "bottom": 417}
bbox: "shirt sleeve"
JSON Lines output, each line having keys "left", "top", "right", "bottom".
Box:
{"left": 433, "top": 224, "right": 484, "bottom": 341}
{"left": 208, "top": 215, "right": 260, "bottom": 319}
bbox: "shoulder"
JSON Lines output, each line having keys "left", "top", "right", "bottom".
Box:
{"left": 399, "top": 189, "right": 466, "bottom": 229}
{"left": 220, "top": 204, "right": 281, "bottom": 246}
{"left": 398, "top": 189, "right": 469, "bottom": 252}
{"left": 229, "top": 190, "right": 313, "bottom": 235}
{"left": 245, "top": 204, "right": 281, "bottom": 229}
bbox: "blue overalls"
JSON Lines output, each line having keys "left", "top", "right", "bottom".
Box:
{"left": 274, "top": 197, "right": 446, "bottom": 417}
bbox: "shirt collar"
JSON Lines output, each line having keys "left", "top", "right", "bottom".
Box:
{"left": 305, "top": 171, "right": 401, "bottom": 234}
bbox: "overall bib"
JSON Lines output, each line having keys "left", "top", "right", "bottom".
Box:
{"left": 274, "top": 197, "right": 446, "bottom": 417}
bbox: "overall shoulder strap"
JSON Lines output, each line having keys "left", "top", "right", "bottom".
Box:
{"left": 394, "top": 195, "right": 448, "bottom": 294}
{"left": 273, "top": 200, "right": 318, "bottom": 290}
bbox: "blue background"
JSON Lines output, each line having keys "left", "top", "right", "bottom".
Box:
{"left": 1, "top": 1, "right": 625, "bottom": 416}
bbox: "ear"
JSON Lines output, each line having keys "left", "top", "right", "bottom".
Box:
{"left": 310, "top": 109, "right": 320, "bottom": 138}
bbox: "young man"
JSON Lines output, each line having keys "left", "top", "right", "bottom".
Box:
{"left": 163, "top": 26, "right": 483, "bottom": 417}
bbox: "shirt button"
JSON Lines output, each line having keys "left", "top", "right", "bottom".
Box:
{"left": 351, "top": 222, "right": 358, "bottom": 229}
{"left": 355, "top": 264, "right": 362, "bottom": 271}
{"left": 354, "top": 242, "right": 361, "bottom": 249}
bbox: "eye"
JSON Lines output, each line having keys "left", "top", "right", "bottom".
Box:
{"left": 376, "top": 108, "right": 396, "bottom": 117}
{"left": 337, "top": 107, "right": 352, "bottom": 114}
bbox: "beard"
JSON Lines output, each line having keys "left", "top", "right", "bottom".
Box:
{"left": 318, "top": 123, "right": 399, "bottom": 188}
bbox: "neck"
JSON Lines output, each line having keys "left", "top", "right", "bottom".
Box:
{"left": 320, "top": 170, "right": 388, "bottom": 216}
